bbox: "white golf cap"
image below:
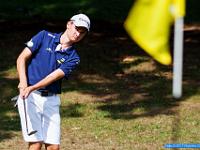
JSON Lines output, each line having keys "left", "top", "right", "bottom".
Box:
{"left": 70, "top": 14, "right": 90, "bottom": 31}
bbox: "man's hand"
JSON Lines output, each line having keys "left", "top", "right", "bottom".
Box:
{"left": 19, "top": 86, "right": 34, "bottom": 99}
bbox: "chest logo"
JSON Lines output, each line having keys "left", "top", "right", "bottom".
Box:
{"left": 57, "top": 58, "right": 65, "bottom": 64}
{"left": 46, "top": 48, "right": 52, "bottom": 52}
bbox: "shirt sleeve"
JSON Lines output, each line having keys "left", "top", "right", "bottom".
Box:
{"left": 25, "top": 30, "right": 46, "bottom": 53}
{"left": 59, "top": 51, "right": 80, "bottom": 78}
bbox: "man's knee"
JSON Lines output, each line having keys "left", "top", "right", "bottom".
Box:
{"left": 29, "top": 142, "right": 43, "bottom": 150}
{"left": 45, "top": 144, "right": 60, "bottom": 150}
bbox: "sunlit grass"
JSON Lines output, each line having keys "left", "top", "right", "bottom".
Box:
{"left": 59, "top": 97, "right": 200, "bottom": 149}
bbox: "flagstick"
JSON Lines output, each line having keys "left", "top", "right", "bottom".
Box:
{"left": 172, "top": 17, "right": 184, "bottom": 98}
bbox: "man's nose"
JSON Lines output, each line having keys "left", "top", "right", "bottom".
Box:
{"left": 75, "top": 31, "right": 80, "bottom": 37}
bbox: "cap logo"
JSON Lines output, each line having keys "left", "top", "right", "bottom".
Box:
{"left": 78, "top": 18, "right": 90, "bottom": 27}
{"left": 71, "top": 14, "right": 90, "bottom": 30}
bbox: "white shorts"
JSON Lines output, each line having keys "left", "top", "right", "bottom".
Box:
{"left": 17, "top": 91, "right": 61, "bottom": 144}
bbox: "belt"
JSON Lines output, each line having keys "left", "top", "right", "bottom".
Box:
{"left": 34, "top": 90, "right": 55, "bottom": 97}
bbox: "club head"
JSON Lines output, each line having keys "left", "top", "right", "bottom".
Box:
{"left": 11, "top": 95, "right": 19, "bottom": 107}
{"left": 28, "top": 130, "right": 37, "bottom": 136}
{"left": 11, "top": 95, "right": 19, "bottom": 101}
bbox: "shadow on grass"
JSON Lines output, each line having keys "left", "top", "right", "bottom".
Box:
{"left": 0, "top": 20, "right": 24, "bottom": 141}
{"left": 64, "top": 24, "right": 200, "bottom": 119}
{"left": 61, "top": 103, "right": 85, "bottom": 118}
{"left": 0, "top": 76, "right": 20, "bottom": 142}
{"left": 0, "top": 104, "right": 21, "bottom": 142}
{"left": 62, "top": 24, "right": 200, "bottom": 145}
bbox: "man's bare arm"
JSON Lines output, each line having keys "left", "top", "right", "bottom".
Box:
{"left": 16, "top": 47, "right": 32, "bottom": 89}
{"left": 23, "top": 69, "right": 65, "bottom": 98}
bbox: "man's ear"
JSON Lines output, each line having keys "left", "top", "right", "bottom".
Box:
{"left": 66, "top": 21, "right": 73, "bottom": 29}
{"left": 66, "top": 22, "right": 69, "bottom": 29}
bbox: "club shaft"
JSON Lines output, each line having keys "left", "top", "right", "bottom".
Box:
{"left": 23, "top": 97, "right": 37, "bottom": 136}
{"left": 23, "top": 98, "right": 29, "bottom": 134}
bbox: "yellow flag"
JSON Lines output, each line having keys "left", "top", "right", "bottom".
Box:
{"left": 124, "top": 0, "right": 185, "bottom": 65}
{"left": 173, "top": 0, "right": 185, "bottom": 18}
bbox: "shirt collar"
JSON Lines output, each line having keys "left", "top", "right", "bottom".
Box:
{"left": 54, "top": 32, "right": 63, "bottom": 44}
{"left": 55, "top": 44, "right": 73, "bottom": 53}
{"left": 54, "top": 32, "right": 74, "bottom": 53}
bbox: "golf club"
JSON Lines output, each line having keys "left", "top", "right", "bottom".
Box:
{"left": 23, "top": 97, "right": 37, "bottom": 136}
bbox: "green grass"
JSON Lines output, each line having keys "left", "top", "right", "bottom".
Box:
{"left": 58, "top": 99, "right": 200, "bottom": 149}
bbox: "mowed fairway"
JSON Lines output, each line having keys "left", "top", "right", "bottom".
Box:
{"left": 0, "top": 22, "right": 200, "bottom": 150}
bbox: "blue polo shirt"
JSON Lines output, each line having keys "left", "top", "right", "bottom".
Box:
{"left": 26, "top": 30, "right": 80, "bottom": 94}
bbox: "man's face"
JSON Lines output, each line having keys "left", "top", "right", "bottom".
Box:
{"left": 67, "top": 21, "right": 88, "bottom": 43}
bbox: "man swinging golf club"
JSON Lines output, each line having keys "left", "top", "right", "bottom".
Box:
{"left": 16, "top": 13, "right": 90, "bottom": 150}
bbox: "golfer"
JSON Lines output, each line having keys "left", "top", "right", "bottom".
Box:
{"left": 16, "top": 13, "right": 90, "bottom": 150}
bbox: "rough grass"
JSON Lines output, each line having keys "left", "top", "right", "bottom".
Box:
{"left": 0, "top": 21, "right": 200, "bottom": 150}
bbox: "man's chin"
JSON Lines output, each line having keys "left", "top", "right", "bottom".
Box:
{"left": 72, "top": 38, "right": 80, "bottom": 43}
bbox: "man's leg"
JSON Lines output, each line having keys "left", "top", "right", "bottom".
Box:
{"left": 29, "top": 142, "right": 43, "bottom": 150}
{"left": 43, "top": 95, "right": 61, "bottom": 146}
{"left": 45, "top": 144, "right": 60, "bottom": 150}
